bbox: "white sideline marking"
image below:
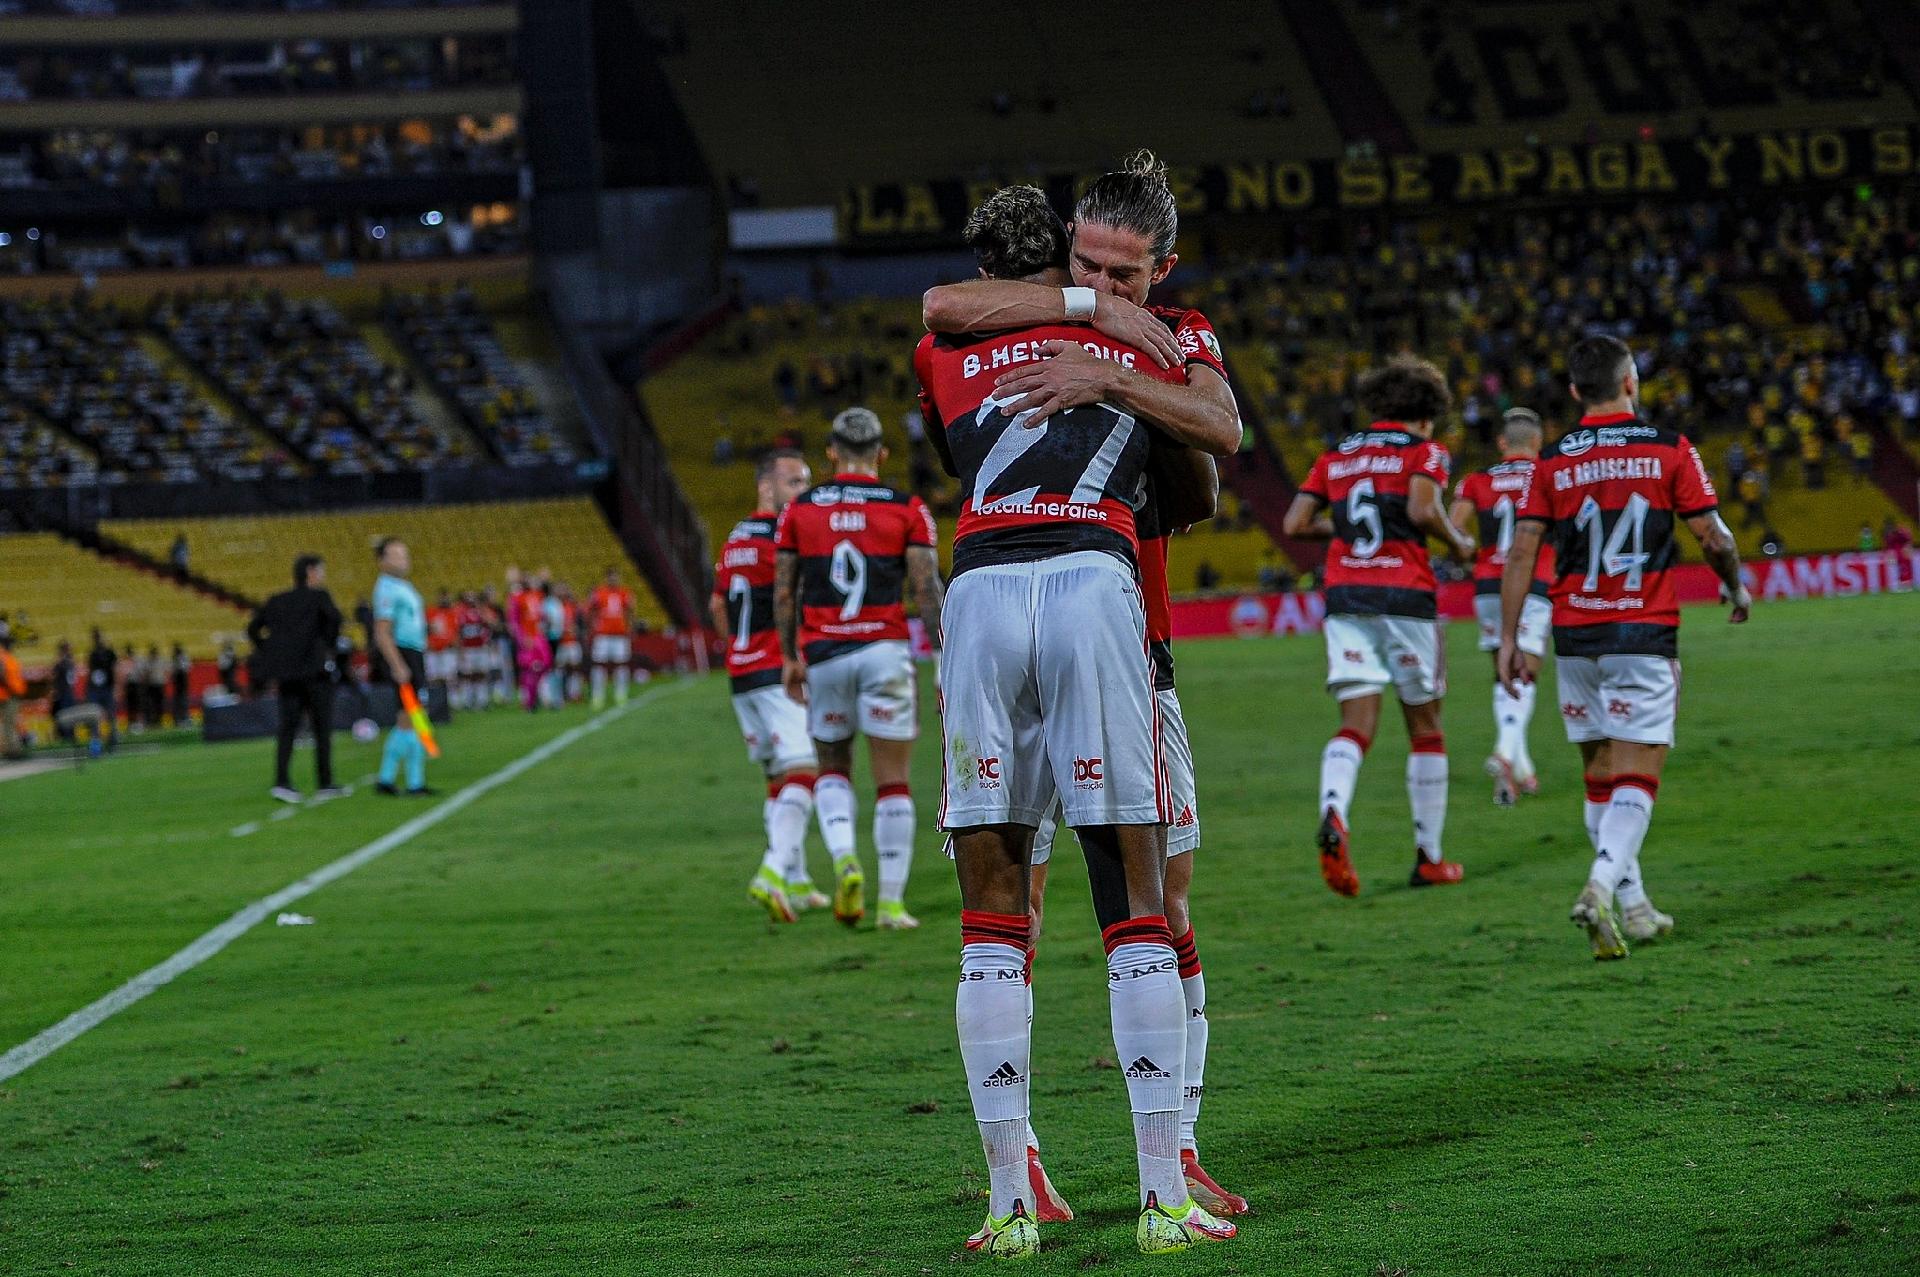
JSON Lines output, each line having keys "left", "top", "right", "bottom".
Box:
{"left": 0, "top": 686, "right": 675, "bottom": 1084}
{"left": 232, "top": 773, "right": 375, "bottom": 837}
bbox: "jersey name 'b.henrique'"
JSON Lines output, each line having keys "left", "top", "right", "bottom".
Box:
{"left": 914, "top": 322, "right": 1185, "bottom": 579}
{"left": 1518, "top": 413, "right": 1718, "bottom": 658}
{"left": 775, "top": 477, "right": 937, "bottom": 665}
{"left": 712, "top": 513, "right": 783, "bottom": 692}
{"left": 1300, "top": 424, "right": 1452, "bottom": 619}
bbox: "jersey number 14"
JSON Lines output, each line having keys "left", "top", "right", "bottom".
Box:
{"left": 1573, "top": 493, "right": 1651, "bottom": 592}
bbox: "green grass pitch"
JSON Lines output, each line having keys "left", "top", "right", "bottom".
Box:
{"left": 2, "top": 594, "right": 1916, "bottom": 1274}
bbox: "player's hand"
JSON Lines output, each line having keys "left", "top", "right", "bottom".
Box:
{"left": 1452, "top": 532, "right": 1477, "bottom": 561}
{"left": 390, "top": 660, "right": 412, "bottom": 685}
{"left": 1727, "top": 584, "right": 1753, "bottom": 624}
{"left": 1496, "top": 639, "right": 1530, "bottom": 698}
{"left": 1091, "top": 292, "right": 1180, "bottom": 369}
{"left": 994, "top": 341, "right": 1114, "bottom": 423}
{"left": 781, "top": 658, "right": 807, "bottom": 704}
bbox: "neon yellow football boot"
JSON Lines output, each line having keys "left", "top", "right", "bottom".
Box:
{"left": 1136, "top": 1191, "right": 1236, "bottom": 1253}
{"left": 748, "top": 865, "right": 796, "bottom": 924}
{"left": 964, "top": 1200, "right": 1038, "bottom": 1261}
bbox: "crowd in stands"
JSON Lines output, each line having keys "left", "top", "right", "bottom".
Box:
{"left": 154, "top": 289, "right": 470, "bottom": 472}
{"left": 0, "top": 396, "right": 97, "bottom": 489}
{"left": 0, "top": 35, "right": 513, "bottom": 102}
{"left": 382, "top": 284, "right": 575, "bottom": 467}
{"left": 1201, "top": 193, "right": 1920, "bottom": 530}
{"left": 2, "top": 295, "right": 296, "bottom": 482}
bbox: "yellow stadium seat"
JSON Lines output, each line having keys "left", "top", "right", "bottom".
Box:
{"left": 1, "top": 533, "right": 248, "bottom": 666}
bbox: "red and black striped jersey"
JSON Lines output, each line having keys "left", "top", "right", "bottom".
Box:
{"left": 774, "top": 475, "right": 937, "bottom": 665}
{"left": 1518, "top": 413, "right": 1719, "bottom": 657}
{"left": 1299, "top": 423, "right": 1452, "bottom": 619}
{"left": 713, "top": 512, "right": 784, "bottom": 691}
{"left": 1457, "top": 457, "right": 1555, "bottom": 597}
{"left": 914, "top": 323, "right": 1185, "bottom": 579}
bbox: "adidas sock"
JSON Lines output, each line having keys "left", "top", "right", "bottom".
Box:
{"left": 1105, "top": 916, "right": 1186, "bottom": 1208}
{"left": 767, "top": 777, "right": 813, "bottom": 881}
{"left": 1590, "top": 775, "right": 1657, "bottom": 897}
{"left": 1407, "top": 733, "right": 1448, "bottom": 863}
{"left": 814, "top": 772, "right": 857, "bottom": 872}
{"left": 1584, "top": 778, "right": 1612, "bottom": 852}
{"left": 1319, "top": 729, "right": 1368, "bottom": 823}
{"left": 1511, "top": 680, "right": 1538, "bottom": 778}
{"left": 1173, "top": 929, "right": 1207, "bottom": 1154}
{"left": 958, "top": 911, "right": 1032, "bottom": 1219}
{"left": 1023, "top": 962, "right": 1039, "bottom": 1155}
{"left": 1607, "top": 775, "right": 1659, "bottom": 908}
{"left": 873, "top": 783, "right": 914, "bottom": 906}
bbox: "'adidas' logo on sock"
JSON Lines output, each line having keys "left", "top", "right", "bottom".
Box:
{"left": 1124, "top": 1056, "right": 1171, "bottom": 1079}
{"left": 981, "top": 1060, "right": 1024, "bottom": 1088}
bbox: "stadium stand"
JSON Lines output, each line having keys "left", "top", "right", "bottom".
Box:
{"left": 1346, "top": 0, "right": 1916, "bottom": 150}
{"left": 103, "top": 496, "right": 665, "bottom": 626}
{"left": 643, "top": 0, "right": 1342, "bottom": 203}
{"left": 0, "top": 294, "right": 296, "bottom": 483}
{"left": 0, "top": 531, "right": 245, "bottom": 665}
{"left": 381, "top": 284, "right": 576, "bottom": 467}
{"left": 0, "top": 393, "right": 98, "bottom": 490}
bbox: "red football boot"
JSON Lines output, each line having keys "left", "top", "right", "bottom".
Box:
{"left": 1317, "top": 808, "right": 1360, "bottom": 897}
{"left": 1027, "top": 1147, "right": 1073, "bottom": 1223}
{"left": 1181, "top": 1148, "right": 1250, "bottom": 1216}
{"left": 1409, "top": 856, "right": 1464, "bottom": 887}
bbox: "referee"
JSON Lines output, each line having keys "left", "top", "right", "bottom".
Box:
{"left": 370, "top": 537, "right": 433, "bottom": 796}
{"left": 248, "top": 553, "right": 343, "bottom": 803}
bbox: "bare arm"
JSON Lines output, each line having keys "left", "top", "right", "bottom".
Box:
{"left": 921, "top": 280, "right": 1181, "bottom": 369}
{"left": 773, "top": 550, "right": 806, "bottom": 702}
{"left": 1686, "top": 511, "right": 1752, "bottom": 623}
{"left": 1447, "top": 496, "right": 1477, "bottom": 540}
{"left": 707, "top": 593, "right": 729, "bottom": 637}
{"left": 1408, "top": 474, "right": 1475, "bottom": 560}
{"left": 1496, "top": 520, "right": 1545, "bottom": 695}
{"left": 992, "top": 345, "right": 1240, "bottom": 456}
{"left": 1282, "top": 492, "right": 1333, "bottom": 540}
{"left": 373, "top": 617, "right": 409, "bottom": 683}
{"left": 905, "top": 546, "right": 944, "bottom": 651}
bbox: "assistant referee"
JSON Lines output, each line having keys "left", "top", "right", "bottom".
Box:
{"left": 371, "top": 537, "right": 433, "bottom": 797}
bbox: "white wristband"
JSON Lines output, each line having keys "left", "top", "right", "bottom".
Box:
{"left": 1062, "top": 286, "right": 1097, "bottom": 321}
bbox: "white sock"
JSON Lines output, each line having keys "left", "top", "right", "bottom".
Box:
{"left": 1511, "top": 680, "right": 1537, "bottom": 778}
{"left": 770, "top": 779, "right": 813, "bottom": 885}
{"left": 1494, "top": 683, "right": 1523, "bottom": 764}
{"left": 1318, "top": 731, "right": 1366, "bottom": 822}
{"left": 1024, "top": 975, "right": 1039, "bottom": 1155}
{"left": 1175, "top": 931, "right": 1207, "bottom": 1153}
{"left": 614, "top": 665, "right": 630, "bottom": 702}
{"left": 958, "top": 916, "right": 1031, "bottom": 1219}
{"left": 590, "top": 666, "right": 607, "bottom": 704}
{"left": 1407, "top": 739, "right": 1448, "bottom": 863}
{"left": 1106, "top": 924, "right": 1186, "bottom": 1208}
{"left": 1584, "top": 781, "right": 1610, "bottom": 852}
{"left": 815, "top": 772, "right": 857, "bottom": 871}
{"left": 873, "top": 785, "right": 914, "bottom": 905}
{"left": 1590, "top": 780, "right": 1656, "bottom": 897}
{"left": 757, "top": 795, "right": 784, "bottom": 877}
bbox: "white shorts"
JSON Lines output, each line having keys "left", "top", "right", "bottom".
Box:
{"left": 806, "top": 639, "right": 918, "bottom": 743}
{"left": 1475, "top": 593, "right": 1550, "bottom": 658}
{"left": 425, "top": 649, "right": 458, "bottom": 681}
{"left": 557, "top": 640, "right": 583, "bottom": 666}
{"left": 939, "top": 552, "right": 1163, "bottom": 831}
{"left": 457, "top": 646, "right": 491, "bottom": 675}
{"left": 733, "top": 682, "right": 818, "bottom": 774}
{"left": 1555, "top": 653, "right": 1680, "bottom": 747}
{"left": 591, "top": 633, "right": 631, "bottom": 664}
{"left": 1031, "top": 685, "right": 1197, "bottom": 864}
{"left": 1324, "top": 612, "right": 1446, "bottom": 705}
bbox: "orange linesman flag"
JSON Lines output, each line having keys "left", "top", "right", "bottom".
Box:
{"left": 399, "top": 683, "right": 440, "bottom": 758}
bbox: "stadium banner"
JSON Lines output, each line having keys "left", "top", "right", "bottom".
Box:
{"left": 1170, "top": 550, "right": 1920, "bottom": 640}
{"left": 843, "top": 125, "right": 1920, "bottom": 242}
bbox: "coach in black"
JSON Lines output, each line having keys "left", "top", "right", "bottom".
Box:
{"left": 248, "top": 553, "right": 345, "bottom": 803}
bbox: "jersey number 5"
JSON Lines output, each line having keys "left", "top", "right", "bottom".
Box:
{"left": 829, "top": 540, "right": 868, "bottom": 620}
{"left": 1347, "top": 478, "right": 1384, "bottom": 558}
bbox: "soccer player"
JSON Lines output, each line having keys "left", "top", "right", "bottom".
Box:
{"left": 711, "top": 449, "right": 829, "bottom": 923}
{"left": 425, "top": 590, "right": 458, "bottom": 704}
{"left": 1283, "top": 356, "right": 1476, "bottom": 896}
{"left": 370, "top": 537, "right": 432, "bottom": 797}
{"left": 1500, "top": 335, "right": 1751, "bottom": 959}
{"left": 772, "top": 408, "right": 943, "bottom": 931}
{"left": 1450, "top": 407, "right": 1556, "bottom": 804}
{"left": 920, "top": 161, "right": 1249, "bottom": 1231}
{"left": 917, "top": 180, "right": 1239, "bottom": 1257}
{"left": 455, "top": 590, "right": 492, "bottom": 710}
{"left": 588, "top": 568, "right": 636, "bottom": 708}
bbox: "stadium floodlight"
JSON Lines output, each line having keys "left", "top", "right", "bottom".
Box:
{"left": 370, "top": 225, "right": 388, "bottom": 240}
{"left": 422, "top": 211, "right": 445, "bottom": 227}
{"left": 0, "top": 234, "right": 10, "bottom": 247}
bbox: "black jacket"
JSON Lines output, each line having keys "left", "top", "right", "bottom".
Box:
{"left": 248, "top": 585, "right": 343, "bottom": 684}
